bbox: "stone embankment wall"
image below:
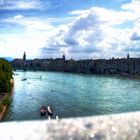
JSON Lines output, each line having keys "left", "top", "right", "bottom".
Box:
{"left": 0, "top": 111, "right": 140, "bottom": 140}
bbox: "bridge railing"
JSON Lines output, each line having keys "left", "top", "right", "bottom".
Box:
{"left": 0, "top": 111, "right": 140, "bottom": 140}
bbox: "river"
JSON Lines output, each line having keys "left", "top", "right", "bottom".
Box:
{"left": 3, "top": 71, "right": 140, "bottom": 121}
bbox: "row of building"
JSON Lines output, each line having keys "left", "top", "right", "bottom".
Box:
{"left": 12, "top": 53, "right": 140, "bottom": 75}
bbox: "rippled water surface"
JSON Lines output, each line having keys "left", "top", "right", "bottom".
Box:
{"left": 3, "top": 71, "right": 140, "bottom": 121}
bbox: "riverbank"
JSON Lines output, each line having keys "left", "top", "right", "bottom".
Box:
{"left": 0, "top": 79, "right": 14, "bottom": 121}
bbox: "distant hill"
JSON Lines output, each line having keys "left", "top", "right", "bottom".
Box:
{"left": 0, "top": 57, "right": 13, "bottom": 62}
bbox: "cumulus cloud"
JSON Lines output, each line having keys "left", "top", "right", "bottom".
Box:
{"left": 4, "top": 15, "right": 54, "bottom": 31}
{"left": 44, "top": 0, "right": 140, "bottom": 59}
{"left": 1, "top": 0, "right": 140, "bottom": 59}
{"left": 131, "top": 32, "right": 140, "bottom": 41}
{"left": 122, "top": 0, "right": 140, "bottom": 13}
{"left": 0, "top": 14, "right": 54, "bottom": 58}
{"left": 40, "top": 0, "right": 140, "bottom": 59}
{"left": 64, "top": 38, "right": 79, "bottom": 46}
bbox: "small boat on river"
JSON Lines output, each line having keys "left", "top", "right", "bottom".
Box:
{"left": 120, "top": 73, "right": 132, "bottom": 77}
{"left": 21, "top": 78, "right": 27, "bottom": 81}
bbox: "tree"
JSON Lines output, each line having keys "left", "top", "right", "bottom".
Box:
{"left": 0, "top": 58, "right": 13, "bottom": 93}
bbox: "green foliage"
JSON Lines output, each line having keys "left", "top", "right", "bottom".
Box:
{"left": 0, "top": 103, "right": 3, "bottom": 112}
{"left": 0, "top": 58, "right": 13, "bottom": 93}
{"left": 2, "top": 95, "right": 10, "bottom": 106}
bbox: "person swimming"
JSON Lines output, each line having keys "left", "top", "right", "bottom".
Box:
{"left": 40, "top": 106, "right": 47, "bottom": 116}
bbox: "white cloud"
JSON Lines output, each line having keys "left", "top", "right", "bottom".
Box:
{"left": 0, "top": 0, "right": 65, "bottom": 10}
{"left": 0, "top": 32, "right": 48, "bottom": 58}
{"left": 0, "top": 0, "right": 43, "bottom": 10}
{"left": 0, "top": 15, "right": 53, "bottom": 58}
{"left": 40, "top": 0, "right": 140, "bottom": 59}
{"left": 70, "top": 9, "right": 89, "bottom": 16}
{"left": 122, "top": 0, "right": 140, "bottom": 11}
{"left": 13, "top": 1, "right": 42, "bottom": 10}
{"left": 13, "top": 15, "right": 24, "bottom": 20}
{"left": 1, "top": 0, "right": 140, "bottom": 59}
{"left": 5, "top": 15, "right": 54, "bottom": 31}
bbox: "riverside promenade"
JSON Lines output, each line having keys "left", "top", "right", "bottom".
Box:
{"left": 0, "top": 111, "right": 140, "bottom": 140}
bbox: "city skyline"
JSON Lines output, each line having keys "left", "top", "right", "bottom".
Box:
{"left": 0, "top": 0, "right": 140, "bottom": 59}
{"left": 12, "top": 51, "right": 139, "bottom": 61}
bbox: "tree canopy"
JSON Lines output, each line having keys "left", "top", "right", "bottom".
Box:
{"left": 0, "top": 58, "right": 13, "bottom": 93}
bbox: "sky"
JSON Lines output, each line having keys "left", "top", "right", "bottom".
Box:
{"left": 0, "top": 0, "right": 140, "bottom": 59}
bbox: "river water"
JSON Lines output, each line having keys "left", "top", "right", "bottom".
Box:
{"left": 3, "top": 71, "right": 140, "bottom": 121}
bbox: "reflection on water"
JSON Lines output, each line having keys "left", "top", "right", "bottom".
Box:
{"left": 3, "top": 71, "right": 140, "bottom": 121}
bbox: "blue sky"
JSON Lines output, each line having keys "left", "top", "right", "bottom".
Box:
{"left": 0, "top": 0, "right": 140, "bottom": 59}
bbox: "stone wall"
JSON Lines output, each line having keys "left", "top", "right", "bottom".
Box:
{"left": 0, "top": 112, "right": 140, "bottom": 140}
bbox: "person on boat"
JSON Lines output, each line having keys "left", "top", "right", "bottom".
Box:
{"left": 40, "top": 105, "right": 47, "bottom": 116}
{"left": 47, "top": 105, "right": 53, "bottom": 117}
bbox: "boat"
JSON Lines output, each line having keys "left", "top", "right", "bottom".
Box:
{"left": 21, "top": 78, "right": 27, "bottom": 81}
{"left": 120, "top": 73, "right": 132, "bottom": 77}
{"left": 13, "top": 73, "right": 19, "bottom": 75}
{"left": 40, "top": 106, "right": 47, "bottom": 116}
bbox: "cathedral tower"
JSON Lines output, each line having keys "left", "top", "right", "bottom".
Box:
{"left": 63, "top": 54, "right": 65, "bottom": 61}
{"left": 23, "top": 52, "right": 26, "bottom": 61}
{"left": 127, "top": 53, "right": 130, "bottom": 59}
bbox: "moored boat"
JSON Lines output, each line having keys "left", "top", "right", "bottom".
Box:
{"left": 21, "top": 78, "right": 27, "bottom": 81}
{"left": 120, "top": 73, "right": 132, "bottom": 77}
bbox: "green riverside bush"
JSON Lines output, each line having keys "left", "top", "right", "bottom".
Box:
{"left": 0, "top": 103, "right": 3, "bottom": 113}
{"left": 0, "top": 58, "right": 13, "bottom": 93}
{"left": 1, "top": 96, "right": 10, "bottom": 106}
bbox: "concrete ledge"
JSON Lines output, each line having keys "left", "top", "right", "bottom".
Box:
{"left": 1, "top": 112, "right": 140, "bottom": 140}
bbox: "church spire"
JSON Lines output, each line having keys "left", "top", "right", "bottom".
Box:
{"left": 23, "top": 52, "right": 26, "bottom": 61}
{"left": 127, "top": 53, "right": 130, "bottom": 59}
{"left": 63, "top": 53, "right": 65, "bottom": 61}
